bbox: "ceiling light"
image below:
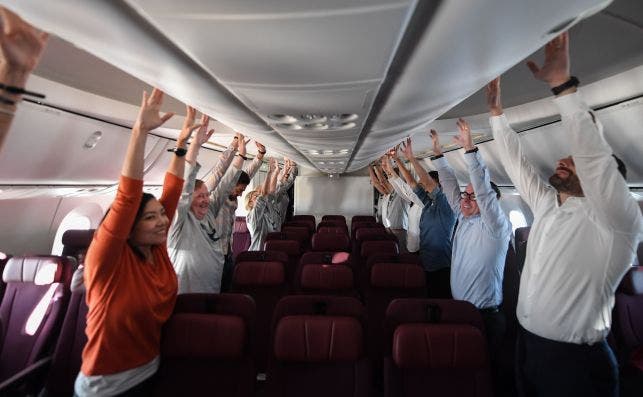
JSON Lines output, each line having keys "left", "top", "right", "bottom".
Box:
{"left": 276, "top": 123, "right": 302, "bottom": 130}
{"left": 338, "top": 149, "right": 350, "bottom": 154}
{"left": 299, "top": 114, "right": 327, "bottom": 123}
{"left": 268, "top": 114, "right": 297, "bottom": 123}
{"left": 83, "top": 131, "right": 102, "bottom": 149}
{"left": 303, "top": 123, "right": 328, "bottom": 130}
{"left": 308, "top": 149, "right": 320, "bottom": 155}
{"left": 323, "top": 150, "right": 334, "bottom": 155}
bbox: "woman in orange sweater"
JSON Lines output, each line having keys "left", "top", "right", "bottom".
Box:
{"left": 74, "top": 89, "right": 199, "bottom": 396}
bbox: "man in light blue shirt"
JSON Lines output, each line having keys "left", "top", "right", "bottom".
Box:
{"left": 432, "top": 123, "right": 512, "bottom": 361}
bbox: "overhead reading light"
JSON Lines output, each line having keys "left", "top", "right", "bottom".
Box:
{"left": 329, "top": 113, "right": 358, "bottom": 122}
{"left": 276, "top": 123, "right": 302, "bottom": 130}
{"left": 299, "top": 114, "right": 327, "bottom": 123}
{"left": 303, "top": 123, "right": 328, "bottom": 130}
{"left": 338, "top": 149, "right": 350, "bottom": 154}
{"left": 268, "top": 114, "right": 297, "bottom": 123}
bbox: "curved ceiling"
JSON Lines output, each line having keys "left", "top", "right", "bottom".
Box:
{"left": 6, "top": 0, "right": 642, "bottom": 174}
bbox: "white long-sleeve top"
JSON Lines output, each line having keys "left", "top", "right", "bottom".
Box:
{"left": 491, "top": 92, "right": 642, "bottom": 344}
{"left": 389, "top": 176, "right": 424, "bottom": 252}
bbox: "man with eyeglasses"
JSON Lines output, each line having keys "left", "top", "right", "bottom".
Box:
{"left": 430, "top": 122, "right": 512, "bottom": 366}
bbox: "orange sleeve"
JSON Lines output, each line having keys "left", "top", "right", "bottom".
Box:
{"left": 85, "top": 176, "right": 143, "bottom": 284}
{"left": 159, "top": 172, "right": 184, "bottom": 227}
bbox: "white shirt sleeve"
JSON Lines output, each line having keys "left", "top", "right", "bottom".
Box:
{"left": 432, "top": 156, "right": 462, "bottom": 215}
{"left": 554, "top": 92, "right": 642, "bottom": 235}
{"left": 389, "top": 176, "right": 423, "bottom": 207}
{"left": 490, "top": 114, "right": 554, "bottom": 213}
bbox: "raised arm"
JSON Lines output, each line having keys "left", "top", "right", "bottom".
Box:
{"left": 369, "top": 165, "right": 387, "bottom": 195}
{"left": 166, "top": 105, "right": 202, "bottom": 179}
{"left": 244, "top": 141, "right": 266, "bottom": 178}
{"left": 373, "top": 162, "right": 392, "bottom": 194}
{"left": 86, "top": 89, "right": 174, "bottom": 281}
{"left": 528, "top": 32, "right": 640, "bottom": 234}
{"left": 401, "top": 136, "right": 438, "bottom": 193}
{"left": 0, "top": 8, "right": 48, "bottom": 153}
{"left": 267, "top": 158, "right": 280, "bottom": 194}
{"left": 391, "top": 148, "right": 417, "bottom": 188}
{"left": 456, "top": 118, "right": 510, "bottom": 236}
{"left": 177, "top": 111, "right": 213, "bottom": 213}
{"left": 430, "top": 151, "right": 461, "bottom": 215}
{"left": 204, "top": 134, "right": 238, "bottom": 192}
{"left": 487, "top": 77, "right": 552, "bottom": 212}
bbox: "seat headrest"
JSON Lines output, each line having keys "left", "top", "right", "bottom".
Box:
{"left": 355, "top": 228, "right": 387, "bottom": 241}
{"left": 301, "top": 264, "right": 353, "bottom": 290}
{"left": 272, "top": 295, "right": 364, "bottom": 325}
{"left": 61, "top": 229, "right": 95, "bottom": 248}
{"left": 235, "top": 250, "right": 289, "bottom": 265}
{"left": 312, "top": 233, "right": 350, "bottom": 251}
{"left": 385, "top": 299, "right": 485, "bottom": 335}
{"left": 162, "top": 313, "right": 246, "bottom": 359}
{"left": 370, "top": 263, "right": 425, "bottom": 289}
{"left": 351, "top": 216, "right": 376, "bottom": 223}
{"left": 619, "top": 266, "right": 643, "bottom": 295}
{"left": 264, "top": 240, "right": 301, "bottom": 256}
{"left": 3, "top": 256, "right": 69, "bottom": 285}
{"left": 317, "top": 226, "right": 347, "bottom": 235}
{"left": 233, "top": 261, "right": 285, "bottom": 286}
{"left": 274, "top": 315, "right": 362, "bottom": 363}
{"left": 301, "top": 252, "right": 350, "bottom": 266}
{"left": 393, "top": 323, "right": 487, "bottom": 369}
{"left": 361, "top": 240, "right": 398, "bottom": 257}
{"left": 321, "top": 215, "right": 346, "bottom": 222}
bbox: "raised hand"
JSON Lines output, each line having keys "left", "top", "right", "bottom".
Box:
{"left": 486, "top": 77, "right": 503, "bottom": 116}
{"left": 454, "top": 118, "right": 474, "bottom": 151}
{"left": 526, "top": 32, "right": 570, "bottom": 87}
{"left": 401, "top": 137, "right": 414, "bottom": 160}
{"left": 237, "top": 133, "right": 249, "bottom": 156}
{"left": 255, "top": 141, "right": 266, "bottom": 157}
{"left": 134, "top": 88, "right": 174, "bottom": 132}
{"left": 177, "top": 106, "right": 198, "bottom": 145}
{"left": 268, "top": 157, "right": 278, "bottom": 173}
{"left": 430, "top": 129, "right": 443, "bottom": 156}
{"left": 0, "top": 7, "right": 48, "bottom": 74}
{"left": 195, "top": 114, "right": 214, "bottom": 146}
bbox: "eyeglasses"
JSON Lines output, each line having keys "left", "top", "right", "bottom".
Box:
{"left": 459, "top": 192, "right": 476, "bottom": 201}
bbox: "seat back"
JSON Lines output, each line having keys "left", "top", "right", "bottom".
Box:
{"left": 266, "top": 231, "right": 308, "bottom": 247}
{"left": 317, "top": 220, "right": 347, "bottom": 231}
{"left": 0, "top": 256, "right": 74, "bottom": 382}
{"left": 383, "top": 299, "right": 491, "bottom": 397}
{"left": 351, "top": 215, "right": 376, "bottom": 224}
{"left": 290, "top": 215, "right": 316, "bottom": 233}
{"left": 61, "top": 229, "right": 95, "bottom": 265}
{"left": 299, "top": 264, "right": 355, "bottom": 296}
{"left": 351, "top": 221, "right": 384, "bottom": 238}
{"left": 317, "top": 226, "right": 348, "bottom": 235}
{"left": 266, "top": 295, "right": 370, "bottom": 397}
{"left": 231, "top": 261, "right": 287, "bottom": 372}
{"left": 154, "top": 294, "right": 255, "bottom": 397}
{"left": 41, "top": 277, "right": 88, "bottom": 397}
{"left": 264, "top": 240, "right": 302, "bottom": 286}
{"left": 321, "top": 215, "right": 346, "bottom": 223}
{"left": 232, "top": 216, "right": 252, "bottom": 259}
{"left": 312, "top": 233, "right": 350, "bottom": 252}
{"left": 613, "top": 267, "right": 643, "bottom": 353}
{"left": 283, "top": 221, "right": 315, "bottom": 235}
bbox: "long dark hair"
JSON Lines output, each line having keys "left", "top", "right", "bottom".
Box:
{"left": 101, "top": 192, "right": 157, "bottom": 260}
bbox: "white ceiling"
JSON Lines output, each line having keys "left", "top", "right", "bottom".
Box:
{"left": 5, "top": 0, "right": 637, "bottom": 174}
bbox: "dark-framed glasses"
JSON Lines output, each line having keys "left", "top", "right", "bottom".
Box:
{"left": 459, "top": 192, "right": 476, "bottom": 201}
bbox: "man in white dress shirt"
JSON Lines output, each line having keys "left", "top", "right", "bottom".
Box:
{"left": 489, "top": 32, "right": 642, "bottom": 397}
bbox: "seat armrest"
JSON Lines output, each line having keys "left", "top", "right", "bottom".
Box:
{"left": 0, "top": 356, "right": 52, "bottom": 394}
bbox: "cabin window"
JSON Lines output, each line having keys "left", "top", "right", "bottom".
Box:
{"left": 51, "top": 211, "right": 92, "bottom": 255}
{"left": 509, "top": 210, "right": 527, "bottom": 234}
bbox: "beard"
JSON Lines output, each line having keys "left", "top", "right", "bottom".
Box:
{"left": 549, "top": 172, "right": 584, "bottom": 196}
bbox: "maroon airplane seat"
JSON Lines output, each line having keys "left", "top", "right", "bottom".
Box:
{"left": 295, "top": 252, "right": 352, "bottom": 289}
{"left": 235, "top": 250, "right": 289, "bottom": 267}
{"left": 231, "top": 261, "right": 287, "bottom": 373}
{"left": 283, "top": 221, "right": 315, "bottom": 235}
{"left": 290, "top": 215, "right": 316, "bottom": 233}
{"left": 264, "top": 240, "right": 302, "bottom": 287}
{"left": 613, "top": 266, "right": 643, "bottom": 367}
{"left": 359, "top": 253, "right": 421, "bottom": 293}
{"left": 351, "top": 215, "right": 376, "bottom": 224}
{"left": 317, "top": 221, "right": 348, "bottom": 235}
{"left": 281, "top": 225, "right": 312, "bottom": 249}
{"left": 266, "top": 295, "right": 370, "bottom": 397}
{"left": 317, "top": 226, "right": 348, "bottom": 235}
{"left": 321, "top": 215, "right": 346, "bottom": 223}
{"left": 361, "top": 240, "right": 399, "bottom": 260}
{"left": 61, "top": 229, "right": 95, "bottom": 266}
{"left": 266, "top": 231, "right": 308, "bottom": 247}
{"left": 232, "top": 216, "right": 251, "bottom": 259}
{"left": 387, "top": 323, "right": 492, "bottom": 397}
{"left": 40, "top": 270, "right": 88, "bottom": 397}
{"left": 0, "top": 256, "right": 74, "bottom": 389}
{"left": 351, "top": 221, "right": 385, "bottom": 238}
{"left": 383, "top": 298, "right": 490, "bottom": 397}
{"left": 312, "top": 232, "right": 350, "bottom": 252}
{"left": 154, "top": 293, "right": 255, "bottom": 397}
{"left": 364, "top": 262, "right": 426, "bottom": 379}
{"left": 299, "top": 264, "right": 356, "bottom": 297}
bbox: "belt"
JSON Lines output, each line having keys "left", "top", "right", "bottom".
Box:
{"left": 479, "top": 306, "right": 500, "bottom": 314}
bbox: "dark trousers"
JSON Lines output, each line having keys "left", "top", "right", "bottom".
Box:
{"left": 220, "top": 253, "right": 234, "bottom": 292}
{"left": 481, "top": 309, "right": 506, "bottom": 362}
{"left": 517, "top": 326, "right": 619, "bottom": 397}
{"left": 425, "top": 268, "right": 452, "bottom": 299}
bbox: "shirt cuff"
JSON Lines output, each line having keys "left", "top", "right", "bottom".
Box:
{"left": 463, "top": 149, "right": 482, "bottom": 168}
{"left": 432, "top": 156, "right": 449, "bottom": 170}
{"left": 553, "top": 91, "right": 587, "bottom": 116}
{"left": 412, "top": 185, "right": 423, "bottom": 195}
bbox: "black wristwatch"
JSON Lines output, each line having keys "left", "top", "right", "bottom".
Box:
{"left": 551, "top": 76, "right": 579, "bottom": 96}
{"left": 167, "top": 147, "right": 187, "bottom": 157}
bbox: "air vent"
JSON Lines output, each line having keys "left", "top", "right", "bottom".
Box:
{"left": 268, "top": 113, "right": 360, "bottom": 131}
{"left": 268, "top": 114, "right": 297, "bottom": 123}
